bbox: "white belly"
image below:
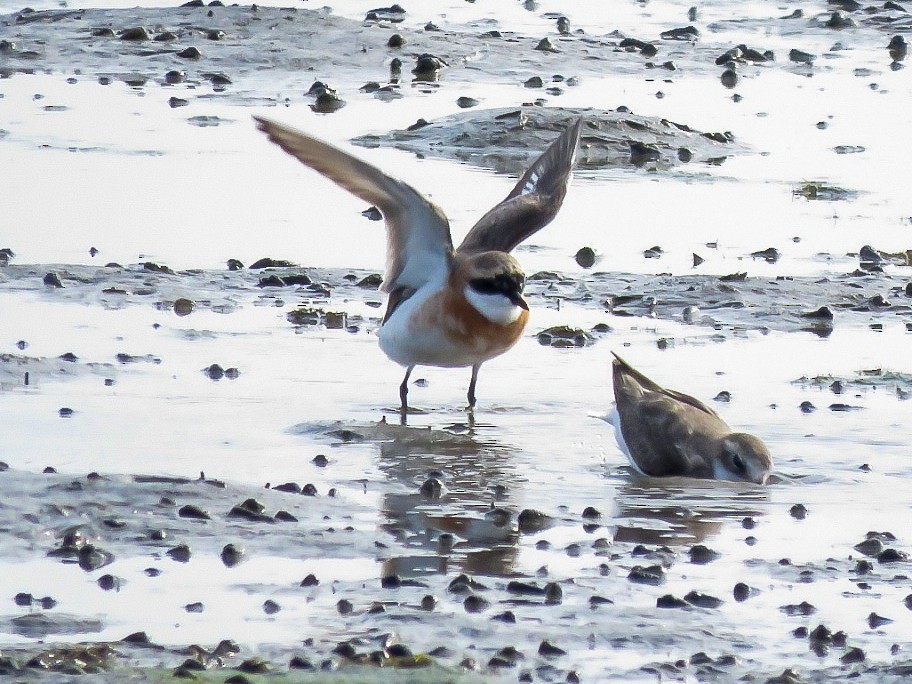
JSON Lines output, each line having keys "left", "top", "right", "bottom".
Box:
{"left": 604, "top": 406, "right": 646, "bottom": 475}
{"left": 378, "top": 284, "right": 504, "bottom": 368}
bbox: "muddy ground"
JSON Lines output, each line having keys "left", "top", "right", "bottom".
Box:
{"left": 2, "top": 0, "right": 912, "bottom": 682}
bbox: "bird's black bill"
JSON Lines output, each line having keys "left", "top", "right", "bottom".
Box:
{"left": 509, "top": 293, "right": 530, "bottom": 310}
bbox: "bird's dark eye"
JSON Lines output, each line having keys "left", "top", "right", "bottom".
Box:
{"left": 730, "top": 452, "right": 745, "bottom": 471}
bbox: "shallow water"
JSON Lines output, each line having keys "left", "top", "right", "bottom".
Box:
{"left": 1, "top": 0, "right": 912, "bottom": 681}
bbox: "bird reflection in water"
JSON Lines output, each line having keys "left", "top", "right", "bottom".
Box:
{"left": 612, "top": 476, "right": 769, "bottom": 547}
{"left": 375, "top": 425, "right": 520, "bottom": 580}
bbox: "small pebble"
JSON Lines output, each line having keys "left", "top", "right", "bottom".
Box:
{"left": 43, "top": 272, "right": 64, "bottom": 288}
{"left": 790, "top": 503, "right": 808, "bottom": 520}
{"left": 657, "top": 594, "right": 688, "bottom": 609}
{"left": 538, "top": 640, "right": 567, "bottom": 657}
{"left": 574, "top": 247, "right": 596, "bottom": 268}
{"left": 463, "top": 595, "right": 490, "bottom": 613}
{"left": 733, "top": 582, "right": 751, "bottom": 602}
{"left": 689, "top": 545, "right": 720, "bottom": 564}
{"left": 840, "top": 647, "right": 865, "bottom": 664}
{"left": 867, "top": 612, "right": 892, "bottom": 628}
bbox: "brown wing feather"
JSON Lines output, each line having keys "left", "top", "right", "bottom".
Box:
{"left": 254, "top": 116, "right": 454, "bottom": 293}
{"left": 457, "top": 117, "right": 583, "bottom": 254}
{"left": 611, "top": 352, "right": 719, "bottom": 418}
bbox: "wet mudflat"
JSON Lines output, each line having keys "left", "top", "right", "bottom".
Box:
{"left": 2, "top": 0, "right": 912, "bottom": 682}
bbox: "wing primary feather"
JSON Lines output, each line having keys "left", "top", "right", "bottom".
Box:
{"left": 254, "top": 116, "right": 455, "bottom": 293}
{"left": 457, "top": 116, "right": 583, "bottom": 255}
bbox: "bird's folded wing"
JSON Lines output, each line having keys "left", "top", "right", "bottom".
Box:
{"left": 634, "top": 397, "right": 711, "bottom": 477}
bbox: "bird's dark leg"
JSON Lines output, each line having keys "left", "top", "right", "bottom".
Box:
{"left": 467, "top": 363, "right": 481, "bottom": 411}
{"left": 399, "top": 365, "right": 414, "bottom": 425}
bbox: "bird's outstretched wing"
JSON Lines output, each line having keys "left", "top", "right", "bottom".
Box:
{"left": 255, "top": 117, "right": 454, "bottom": 293}
{"left": 457, "top": 117, "right": 583, "bottom": 255}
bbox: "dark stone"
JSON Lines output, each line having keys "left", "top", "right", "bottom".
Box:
{"left": 43, "top": 272, "right": 63, "bottom": 288}
{"left": 575, "top": 247, "right": 597, "bottom": 268}
{"left": 868, "top": 612, "right": 893, "bottom": 628}
{"left": 173, "top": 298, "right": 193, "bottom": 315}
{"left": 381, "top": 574, "right": 401, "bottom": 589}
{"left": 507, "top": 581, "right": 546, "bottom": 596}
{"left": 178, "top": 504, "right": 209, "bottom": 520}
{"left": 538, "top": 640, "right": 566, "bottom": 657}
{"left": 311, "top": 92, "right": 346, "bottom": 114}
{"left": 657, "top": 594, "right": 688, "bottom": 608}
{"left": 581, "top": 506, "right": 601, "bottom": 519}
{"left": 273, "top": 482, "right": 301, "bottom": 493}
{"left": 660, "top": 26, "right": 699, "bottom": 40}
{"left": 289, "top": 656, "right": 314, "bottom": 670}
{"left": 628, "top": 564, "right": 665, "bottom": 585}
{"left": 684, "top": 591, "right": 723, "bottom": 608}
{"left": 463, "top": 595, "right": 490, "bottom": 613}
{"left": 789, "top": 503, "right": 808, "bottom": 519}
{"left": 419, "top": 477, "right": 444, "bottom": 498}
{"left": 119, "top": 26, "right": 150, "bottom": 40}
{"left": 518, "top": 509, "right": 552, "bottom": 533}
{"left": 689, "top": 545, "right": 720, "bottom": 564}
{"left": 412, "top": 53, "right": 446, "bottom": 78}
{"left": 780, "top": 601, "right": 816, "bottom": 616}
{"left": 733, "top": 582, "right": 751, "bottom": 602}
{"left": 356, "top": 273, "right": 383, "bottom": 289}
{"left": 877, "top": 548, "right": 908, "bottom": 563}
{"left": 854, "top": 538, "right": 883, "bottom": 556}
{"left": 544, "top": 582, "right": 562, "bottom": 604}
{"left": 751, "top": 247, "right": 781, "bottom": 263}
{"left": 237, "top": 658, "right": 269, "bottom": 674}
{"left": 78, "top": 545, "right": 114, "bottom": 571}
{"left": 167, "top": 543, "right": 192, "bottom": 562}
{"left": 840, "top": 647, "right": 865, "bottom": 664}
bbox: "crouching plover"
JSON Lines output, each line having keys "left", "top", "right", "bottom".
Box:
{"left": 605, "top": 353, "right": 772, "bottom": 484}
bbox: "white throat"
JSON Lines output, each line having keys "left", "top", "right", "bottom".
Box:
{"left": 464, "top": 286, "right": 524, "bottom": 326}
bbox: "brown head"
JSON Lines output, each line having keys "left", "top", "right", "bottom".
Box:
{"left": 713, "top": 433, "right": 773, "bottom": 485}
{"left": 457, "top": 251, "right": 528, "bottom": 326}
